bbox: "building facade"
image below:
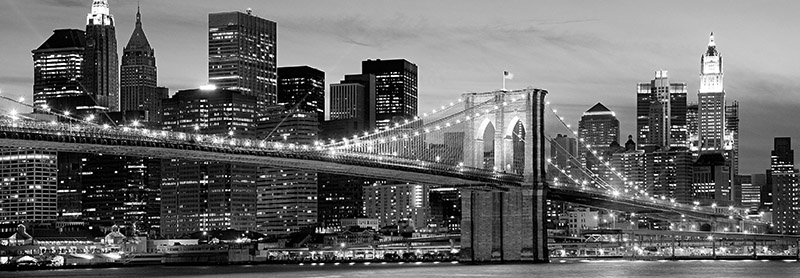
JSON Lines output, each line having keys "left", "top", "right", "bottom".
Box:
{"left": 208, "top": 10, "right": 277, "bottom": 109}
{"left": 83, "top": 0, "right": 119, "bottom": 111}
{"left": 160, "top": 88, "right": 259, "bottom": 236}
{"left": 277, "top": 66, "right": 325, "bottom": 118}
{"left": 32, "top": 29, "right": 86, "bottom": 110}
{"left": 0, "top": 148, "right": 57, "bottom": 224}
{"left": 698, "top": 33, "right": 725, "bottom": 153}
{"left": 363, "top": 183, "right": 429, "bottom": 228}
{"left": 121, "top": 6, "right": 161, "bottom": 123}
{"left": 637, "top": 70, "right": 688, "bottom": 150}
{"left": 770, "top": 137, "right": 799, "bottom": 234}
{"left": 362, "top": 59, "right": 418, "bottom": 129}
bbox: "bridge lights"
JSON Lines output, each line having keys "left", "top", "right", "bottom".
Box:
{"left": 711, "top": 203, "right": 717, "bottom": 208}
{"left": 18, "top": 97, "right": 24, "bottom": 103}
{"left": 63, "top": 110, "right": 70, "bottom": 116}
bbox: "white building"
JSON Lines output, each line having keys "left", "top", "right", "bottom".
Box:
{"left": 363, "top": 183, "right": 428, "bottom": 228}
{"left": 0, "top": 148, "right": 58, "bottom": 223}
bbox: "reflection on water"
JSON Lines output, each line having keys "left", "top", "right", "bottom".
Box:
{"left": 5, "top": 260, "right": 799, "bottom": 278}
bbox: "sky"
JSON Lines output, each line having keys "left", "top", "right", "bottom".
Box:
{"left": 0, "top": 0, "right": 798, "bottom": 175}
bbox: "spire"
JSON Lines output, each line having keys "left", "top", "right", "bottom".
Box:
{"left": 136, "top": 2, "right": 141, "bottom": 26}
{"left": 708, "top": 32, "right": 715, "bottom": 47}
{"left": 124, "top": 4, "right": 152, "bottom": 52}
{"left": 87, "top": 0, "right": 113, "bottom": 26}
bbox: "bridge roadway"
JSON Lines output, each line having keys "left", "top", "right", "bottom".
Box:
{"left": 0, "top": 119, "right": 522, "bottom": 187}
{"left": 0, "top": 119, "right": 749, "bottom": 222}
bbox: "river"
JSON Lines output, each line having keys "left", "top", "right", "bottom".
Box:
{"left": 4, "top": 260, "right": 799, "bottom": 278}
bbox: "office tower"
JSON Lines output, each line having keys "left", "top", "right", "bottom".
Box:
{"left": 687, "top": 103, "right": 699, "bottom": 152}
{"left": 645, "top": 150, "right": 693, "bottom": 203}
{"left": 57, "top": 152, "right": 85, "bottom": 220}
{"left": 277, "top": 66, "right": 325, "bottom": 118}
{"left": 83, "top": 0, "right": 119, "bottom": 111}
{"left": 725, "top": 101, "right": 740, "bottom": 177}
{"left": 579, "top": 103, "right": 620, "bottom": 154}
{"left": 550, "top": 134, "right": 578, "bottom": 173}
{"left": 611, "top": 136, "right": 645, "bottom": 192}
{"left": 698, "top": 33, "right": 725, "bottom": 153}
{"left": 81, "top": 155, "right": 161, "bottom": 235}
{"left": 208, "top": 10, "right": 277, "bottom": 109}
{"left": 121, "top": 6, "right": 161, "bottom": 123}
{"left": 255, "top": 106, "right": 319, "bottom": 235}
{"left": 637, "top": 70, "right": 688, "bottom": 150}
{"left": 739, "top": 175, "right": 761, "bottom": 211}
{"left": 428, "top": 188, "right": 461, "bottom": 232}
{"left": 770, "top": 137, "right": 798, "bottom": 234}
{"left": 691, "top": 153, "right": 731, "bottom": 205}
{"left": 322, "top": 74, "right": 377, "bottom": 140}
{"left": 32, "top": 29, "right": 86, "bottom": 109}
{"left": 578, "top": 103, "right": 620, "bottom": 184}
{"left": 362, "top": 59, "right": 418, "bottom": 129}
{"left": 162, "top": 87, "right": 259, "bottom": 137}
{"left": 363, "top": 183, "right": 429, "bottom": 228}
{"left": 160, "top": 88, "right": 258, "bottom": 236}
{"left": 317, "top": 174, "right": 375, "bottom": 229}
{"left": 0, "top": 148, "right": 58, "bottom": 223}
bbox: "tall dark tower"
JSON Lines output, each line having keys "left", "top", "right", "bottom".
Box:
{"left": 32, "top": 29, "right": 86, "bottom": 109}
{"left": 121, "top": 5, "right": 160, "bottom": 122}
{"left": 83, "top": 0, "right": 119, "bottom": 111}
{"left": 362, "top": 59, "right": 418, "bottom": 129}
{"left": 208, "top": 10, "right": 277, "bottom": 111}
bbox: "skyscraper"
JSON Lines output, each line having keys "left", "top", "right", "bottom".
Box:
{"left": 0, "top": 148, "right": 58, "bottom": 223}
{"left": 362, "top": 59, "right": 418, "bottom": 129}
{"left": 770, "top": 137, "right": 798, "bottom": 234}
{"left": 277, "top": 66, "right": 325, "bottom": 118}
{"left": 637, "top": 70, "right": 688, "bottom": 150}
{"left": 725, "top": 101, "right": 740, "bottom": 177}
{"left": 121, "top": 6, "right": 160, "bottom": 123}
{"left": 83, "top": 0, "right": 119, "bottom": 111}
{"left": 256, "top": 107, "right": 320, "bottom": 235}
{"left": 698, "top": 33, "right": 726, "bottom": 153}
{"left": 578, "top": 103, "right": 620, "bottom": 184}
{"left": 208, "top": 10, "right": 277, "bottom": 109}
{"left": 160, "top": 88, "right": 259, "bottom": 236}
{"left": 32, "top": 29, "right": 86, "bottom": 109}
{"left": 322, "top": 74, "right": 377, "bottom": 140}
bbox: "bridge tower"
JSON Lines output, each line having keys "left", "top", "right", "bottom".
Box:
{"left": 460, "top": 88, "right": 548, "bottom": 263}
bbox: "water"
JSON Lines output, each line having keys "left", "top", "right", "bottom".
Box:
{"left": 5, "top": 260, "right": 800, "bottom": 278}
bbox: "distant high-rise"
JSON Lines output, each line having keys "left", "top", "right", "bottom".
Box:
{"left": 578, "top": 103, "right": 620, "bottom": 184}
{"left": 637, "top": 70, "right": 688, "bottom": 150}
{"left": 208, "top": 10, "right": 277, "bottom": 109}
{"left": 322, "top": 74, "right": 377, "bottom": 140}
{"left": 769, "top": 137, "right": 798, "bottom": 234}
{"left": 692, "top": 153, "right": 731, "bottom": 205}
{"left": 698, "top": 33, "right": 725, "bottom": 153}
{"left": 121, "top": 6, "right": 161, "bottom": 123}
{"left": 363, "top": 183, "right": 429, "bottom": 228}
{"left": 725, "top": 101, "right": 740, "bottom": 177}
{"left": 0, "top": 148, "right": 57, "bottom": 223}
{"left": 579, "top": 103, "right": 620, "bottom": 154}
{"left": 160, "top": 88, "right": 258, "bottom": 236}
{"left": 645, "top": 150, "right": 693, "bottom": 203}
{"left": 256, "top": 106, "right": 320, "bottom": 235}
{"left": 362, "top": 59, "right": 418, "bottom": 129}
{"left": 32, "top": 29, "right": 86, "bottom": 109}
{"left": 277, "top": 66, "right": 325, "bottom": 118}
{"left": 83, "top": 0, "right": 119, "bottom": 111}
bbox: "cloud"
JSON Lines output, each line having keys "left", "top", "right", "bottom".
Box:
{"left": 37, "top": 0, "right": 86, "bottom": 8}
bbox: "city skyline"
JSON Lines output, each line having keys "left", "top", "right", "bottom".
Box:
{"left": 1, "top": 0, "right": 799, "bottom": 175}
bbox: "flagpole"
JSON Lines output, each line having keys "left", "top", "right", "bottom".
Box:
{"left": 502, "top": 71, "right": 506, "bottom": 91}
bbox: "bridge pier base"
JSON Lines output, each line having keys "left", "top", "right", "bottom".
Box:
{"left": 461, "top": 187, "right": 548, "bottom": 263}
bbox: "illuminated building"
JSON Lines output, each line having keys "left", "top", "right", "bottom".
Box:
{"left": 121, "top": 6, "right": 162, "bottom": 123}
{"left": 698, "top": 33, "right": 725, "bottom": 153}
{"left": 322, "top": 73, "right": 377, "bottom": 139}
{"left": 637, "top": 70, "right": 687, "bottom": 150}
{"left": 256, "top": 107, "right": 319, "bottom": 235}
{"left": 578, "top": 103, "right": 620, "bottom": 184}
{"left": 83, "top": 0, "right": 119, "bottom": 111}
{"left": 277, "top": 66, "right": 325, "bottom": 118}
{"left": 691, "top": 153, "right": 731, "bottom": 205}
{"left": 208, "top": 10, "right": 277, "bottom": 110}
{"left": 363, "top": 183, "right": 428, "bottom": 228}
{"left": 770, "top": 137, "right": 798, "bottom": 234}
{"left": 0, "top": 148, "right": 57, "bottom": 223}
{"left": 645, "top": 150, "right": 693, "bottom": 204}
{"left": 160, "top": 88, "right": 258, "bottom": 236}
{"left": 362, "top": 59, "right": 418, "bottom": 129}
{"left": 31, "top": 29, "right": 86, "bottom": 109}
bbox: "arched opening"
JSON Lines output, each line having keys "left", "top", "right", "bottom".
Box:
{"left": 482, "top": 122, "right": 495, "bottom": 170}
{"left": 511, "top": 120, "right": 526, "bottom": 175}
